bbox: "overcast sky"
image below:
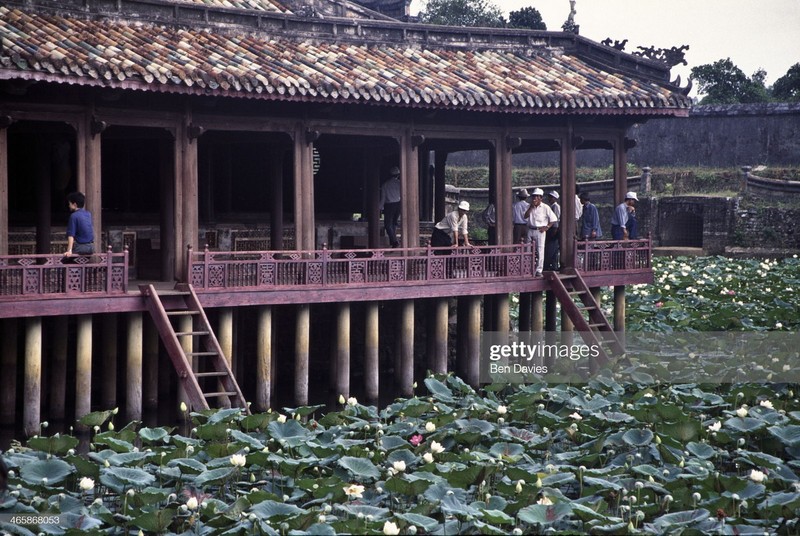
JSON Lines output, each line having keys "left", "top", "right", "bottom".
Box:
{"left": 409, "top": 0, "right": 800, "bottom": 96}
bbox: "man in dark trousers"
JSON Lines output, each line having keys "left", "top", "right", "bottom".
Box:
{"left": 64, "top": 191, "right": 94, "bottom": 257}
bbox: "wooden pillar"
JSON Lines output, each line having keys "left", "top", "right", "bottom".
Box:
{"left": 35, "top": 137, "right": 51, "bottom": 255}
{"left": 560, "top": 127, "right": 577, "bottom": 269}
{"left": 487, "top": 147, "right": 498, "bottom": 245}
{"left": 75, "top": 315, "right": 92, "bottom": 426}
{"left": 295, "top": 304, "right": 310, "bottom": 405}
{"left": 494, "top": 135, "right": 513, "bottom": 246}
{"left": 459, "top": 296, "right": 481, "bottom": 387}
{"left": 614, "top": 286, "right": 626, "bottom": 332}
{"left": 180, "top": 117, "right": 199, "bottom": 278}
{"left": 613, "top": 133, "right": 628, "bottom": 207}
{"left": 82, "top": 114, "right": 102, "bottom": 250}
{"left": 218, "top": 308, "right": 234, "bottom": 364}
{"left": 398, "top": 300, "right": 414, "bottom": 397}
{"left": 434, "top": 151, "right": 447, "bottom": 222}
{"left": 364, "top": 302, "right": 379, "bottom": 403}
{"left": 255, "top": 306, "right": 272, "bottom": 411}
{"left": 494, "top": 294, "right": 510, "bottom": 334}
{"left": 400, "top": 131, "right": 420, "bottom": 248}
{"left": 518, "top": 293, "right": 532, "bottom": 331}
{"left": 23, "top": 318, "right": 42, "bottom": 437}
{"left": 0, "top": 123, "right": 8, "bottom": 255}
{"left": 161, "top": 139, "right": 176, "bottom": 282}
{"left": 177, "top": 314, "right": 192, "bottom": 415}
{"left": 143, "top": 320, "right": 159, "bottom": 411}
{"left": 419, "top": 147, "right": 433, "bottom": 221}
{"left": 483, "top": 295, "right": 496, "bottom": 332}
{"left": 1, "top": 319, "right": 18, "bottom": 424}
{"left": 429, "top": 298, "right": 449, "bottom": 374}
{"left": 127, "top": 312, "right": 143, "bottom": 421}
{"left": 269, "top": 153, "right": 284, "bottom": 250}
{"left": 49, "top": 317, "right": 68, "bottom": 420}
{"left": 531, "top": 291, "right": 544, "bottom": 332}
{"left": 294, "top": 126, "right": 316, "bottom": 251}
{"left": 366, "top": 155, "right": 381, "bottom": 249}
{"left": 545, "top": 291, "right": 558, "bottom": 332}
{"left": 334, "top": 303, "right": 350, "bottom": 399}
{"left": 101, "top": 314, "right": 118, "bottom": 410}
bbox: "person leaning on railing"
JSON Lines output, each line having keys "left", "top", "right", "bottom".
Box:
{"left": 578, "top": 191, "right": 602, "bottom": 240}
{"left": 431, "top": 200, "right": 472, "bottom": 250}
{"left": 611, "top": 192, "right": 638, "bottom": 240}
{"left": 64, "top": 191, "right": 95, "bottom": 258}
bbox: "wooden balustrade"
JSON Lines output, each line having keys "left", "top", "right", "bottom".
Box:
{"left": 186, "top": 243, "right": 537, "bottom": 291}
{"left": 0, "top": 247, "right": 129, "bottom": 298}
{"left": 574, "top": 238, "right": 652, "bottom": 273}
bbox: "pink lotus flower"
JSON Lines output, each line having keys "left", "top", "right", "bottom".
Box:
{"left": 655, "top": 302, "right": 663, "bottom": 308}
{"left": 728, "top": 290, "right": 736, "bottom": 295}
{"left": 409, "top": 434, "right": 424, "bottom": 446}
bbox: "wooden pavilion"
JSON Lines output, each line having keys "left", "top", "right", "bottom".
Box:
{"left": 0, "top": 0, "right": 690, "bottom": 435}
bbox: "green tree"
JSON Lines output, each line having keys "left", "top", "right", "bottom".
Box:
{"left": 508, "top": 6, "right": 546, "bottom": 30}
{"left": 418, "top": 0, "right": 505, "bottom": 28}
{"left": 772, "top": 63, "right": 800, "bottom": 102}
{"left": 690, "top": 58, "right": 769, "bottom": 104}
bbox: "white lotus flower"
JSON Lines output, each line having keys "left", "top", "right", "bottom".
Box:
{"left": 347, "top": 397, "right": 358, "bottom": 406}
{"left": 186, "top": 497, "right": 199, "bottom": 510}
{"left": 759, "top": 400, "right": 774, "bottom": 410}
{"left": 429, "top": 441, "right": 445, "bottom": 454}
{"left": 277, "top": 414, "right": 287, "bottom": 423}
{"left": 536, "top": 496, "right": 553, "bottom": 505}
{"left": 79, "top": 477, "right": 94, "bottom": 491}
{"left": 343, "top": 484, "right": 365, "bottom": 499}
{"left": 736, "top": 406, "right": 748, "bottom": 418}
{"left": 230, "top": 454, "right": 247, "bottom": 467}
{"left": 569, "top": 412, "right": 583, "bottom": 421}
{"left": 707, "top": 421, "right": 721, "bottom": 432}
{"left": 749, "top": 469, "right": 766, "bottom": 483}
{"left": 382, "top": 521, "right": 400, "bottom": 535}
{"left": 497, "top": 405, "right": 507, "bottom": 415}
{"left": 422, "top": 452, "right": 434, "bottom": 464}
{"left": 425, "top": 422, "right": 436, "bottom": 433}
{"left": 392, "top": 461, "right": 406, "bottom": 473}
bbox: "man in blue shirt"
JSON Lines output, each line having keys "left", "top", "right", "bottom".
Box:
{"left": 64, "top": 191, "right": 94, "bottom": 257}
{"left": 611, "top": 191, "right": 638, "bottom": 240}
{"left": 578, "top": 192, "right": 602, "bottom": 240}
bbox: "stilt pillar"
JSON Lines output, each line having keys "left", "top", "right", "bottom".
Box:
{"left": 127, "top": 312, "right": 143, "bottom": 421}
{"left": 1, "top": 319, "right": 18, "bottom": 424}
{"left": 398, "top": 300, "right": 414, "bottom": 397}
{"left": 531, "top": 291, "right": 544, "bottom": 332}
{"left": 49, "top": 317, "right": 68, "bottom": 420}
{"left": 101, "top": 314, "right": 118, "bottom": 410}
{"left": 295, "top": 304, "right": 310, "bottom": 406}
{"left": 334, "top": 303, "right": 350, "bottom": 399}
{"left": 143, "top": 320, "right": 159, "bottom": 411}
{"left": 494, "top": 294, "right": 510, "bottom": 334}
{"left": 429, "top": 299, "right": 448, "bottom": 374}
{"left": 177, "top": 315, "right": 192, "bottom": 416}
{"left": 75, "top": 315, "right": 92, "bottom": 427}
{"left": 518, "top": 293, "right": 532, "bottom": 331}
{"left": 545, "top": 291, "right": 558, "bottom": 332}
{"left": 255, "top": 306, "right": 272, "bottom": 412}
{"left": 457, "top": 296, "right": 481, "bottom": 387}
{"left": 364, "top": 303, "right": 379, "bottom": 403}
{"left": 218, "top": 308, "right": 234, "bottom": 408}
{"left": 614, "top": 285, "right": 625, "bottom": 332}
{"left": 23, "top": 318, "right": 42, "bottom": 437}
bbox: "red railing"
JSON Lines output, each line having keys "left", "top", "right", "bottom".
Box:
{"left": 187, "top": 244, "right": 536, "bottom": 291}
{"left": 0, "top": 247, "right": 129, "bottom": 298}
{"left": 574, "top": 238, "right": 652, "bottom": 273}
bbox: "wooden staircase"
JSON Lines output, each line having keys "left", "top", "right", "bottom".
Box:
{"left": 139, "top": 283, "right": 250, "bottom": 414}
{"left": 546, "top": 269, "right": 625, "bottom": 369}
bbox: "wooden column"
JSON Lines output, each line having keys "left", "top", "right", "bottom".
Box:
{"left": 560, "top": 128, "right": 577, "bottom": 269}
{"left": 181, "top": 117, "right": 199, "bottom": 278}
{"left": 458, "top": 296, "right": 481, "bottom": 387}
{"left": 364, "top": 302, "right": 379, "bottom": 403}
{"left": 35, "top": 137, "right": 51, "bottom": 255}
{"left": 366, "top": 155, "right": 381, "bottom": 249}
{"left": 177, "top": 314, "right": 192, "bottom": 415}
{"left": 269, "top": 153, "right": 284, "bottom": 250}
{"left": 494, "top": 294, "right": 510, "bottom": 334}
{"left": 334, "top": 303, "right": 350, "bottom": 399}
{"left": 294, "top": 126, "right": 316, "bottom": 250}
{"left": 518, "top": 293, "right": 532, "bottom": 331}
{"left": 295, "top": 304, "right": 310, "bottom": 405}
{"left": 531, "top": 292, "right": 544, "bottom": 332}
{"left": 429, "top": 298, "right": 449, "bottom": 374}
{"left": 494, "top": 136, "right": 513, "bottom": 246}
{"left": 434, "top": 151, "right": 447, "bottom": 223}
{"left": 255, "top": 306, "right": 272, "bottom": 411}
{"left": 127, "top": 312, "right": 143, "bottom": 421}
{"left": 23, "top": 318, "right": 42, "bottom": 437}
{"left": 614, "top": 286, "right": 626, "bottom": 333}
{"left": 161, "top": 139, "right": 176, "bottom": 282}
{"left": 401, "top": 131, "right": 420, "bottom": 248}
{"left": 419, "top": 147, "right": 433, "bottom": 221}
{"left": 82, "top": 115, "right": 102, "bottom": 249}
{"left": 613, "top": 133, "right": 628, "bottom": 207}
{"left": 218, "top": 308, "right": 234, "bottom": 364}
{"left": 49, "top": 317, "right": 68, "bottom": 420}
{"left": 0, "top": 122, "right": 8, "bottom": 255}
{"left": 487, "top": 147, "right": 497, "bottom": 245}
{"left": 398, "top": 300, "right": 414, "bottom": 397}
{"left": 1, "top": 319, "right": 18, "bottom": 424}
{"left": 101, "top": 314, "right": 118, "bottom": 410}
{"left": 545, "top": 291, "right": 558, "bottom": 332}
{"left": 75, "top": 315, "right": 92, "bottom": 426}
{"left": 143, "top": 320, "right": 159, "bottom": 411}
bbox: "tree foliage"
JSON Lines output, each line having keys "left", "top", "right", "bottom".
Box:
{"left": 772, "top": 63, "right": 800, "bottom": 102}
{"left": 690, "top": 58, "right": 769, "bottom": 104}
{"left": 508, "top": 6, "right": 546, "bottom": 30}
{"left": 418, "top": 0, "right": 505, "bottom": 28}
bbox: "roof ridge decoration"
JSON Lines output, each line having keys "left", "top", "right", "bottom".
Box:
{"left": 0, "top": 1, "right": 693, "bottom": 114}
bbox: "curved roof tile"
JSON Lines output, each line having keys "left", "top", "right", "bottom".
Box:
{"left": 0, "top": 5, "right": 691, "bottom": 114}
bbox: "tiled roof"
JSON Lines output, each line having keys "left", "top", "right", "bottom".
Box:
{"left": 0, "top": 4, "right": 692, "bottom": 114}
{"left": 173, "top": 0, "right": 291, "bottom": 12}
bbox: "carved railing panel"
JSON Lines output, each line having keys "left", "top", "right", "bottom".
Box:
{"left": 574, "top": 239, "right": 652, "bottom": 273}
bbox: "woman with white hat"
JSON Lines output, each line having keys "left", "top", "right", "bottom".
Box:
{"left": 431, "top": 200, "right": 472, "bottom": 250}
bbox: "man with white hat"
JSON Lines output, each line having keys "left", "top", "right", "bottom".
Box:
{"left": 512, "top": 188, "right": 531, "bottom": 245}
{"left": 523, "top": 188, "right": 558, "bottom": 277}
{"left": 544, "top": 191, "right": 561, "bottom": 270}
{"left": 379, "top": 166, "right": 402, "bottom": 247}
{"left": 611, "top": 191, "right": 638, "bottom": 240}
{"left": 431, "top": 200, "right": 472, "bottom": 250}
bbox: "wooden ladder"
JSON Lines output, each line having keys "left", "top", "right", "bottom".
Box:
{"left": 546, "top": 269, "right": 625, "bottom": 369}
{"left": 139, "top": 283, "right": 250, "bottom": 414}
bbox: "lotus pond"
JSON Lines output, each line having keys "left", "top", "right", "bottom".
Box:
{"left": 1, "top": 255, "right": 799, "bottom": 535}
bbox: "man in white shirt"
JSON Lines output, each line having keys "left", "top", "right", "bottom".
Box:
{"left": 512, "top": 188, "right": 530, "bottom": 245}
{"left": 524, "top": 188, "right": 558, "bottom": 277}
{"left": 611, "top": 191, "right": 638, "bottom": 240}
{"left": 379, "top": 166, "right": 402, "bottom": 247}
{"left": 431, "top": 200, "right": 471, "bottom": 250}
